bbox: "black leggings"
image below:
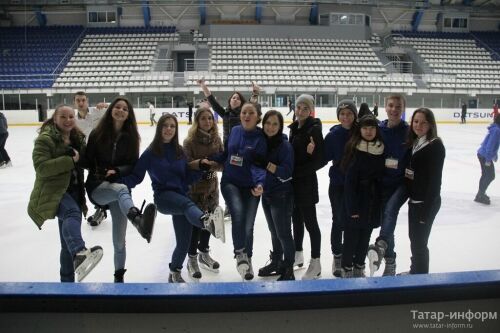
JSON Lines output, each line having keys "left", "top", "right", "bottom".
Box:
{"left": 188, "top": 227, "right": 211, "bottom": 255}
{"left": 292, "top": 204, "right": 321, "bottom": 258}
{"left": 478, "top": 154, "right": 495, "bottom": 195}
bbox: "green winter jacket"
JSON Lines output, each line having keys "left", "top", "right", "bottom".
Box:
{"left": 27, "top": 124, "right": 87, "bottom": 229}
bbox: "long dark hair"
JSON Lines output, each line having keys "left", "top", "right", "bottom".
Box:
{"left": 407, "top": 107, "right": 439, "bottom": 147}
{"left": 262, "top": 110, "right": 284, "bottom": 150}
{"left": 39, "top": 104, "right": 84, "bottom": 147}
{"left": 227, "top": 91, "right": 246, "bottom": 110}
{"left": 92, "top": 97, "right": 140, "bottom": 159}
{"left": 341, "top": 115, "right": 383, "bottom": 171}
{"left": 149, "top": 113, "right": 184, "bottom": 159}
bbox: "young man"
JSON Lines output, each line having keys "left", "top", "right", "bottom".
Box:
{"left": 367, "top": 94, "right": 410, "bottom": 276}
{"left": 73, "top": 91, "right": 108, "bottom": 227}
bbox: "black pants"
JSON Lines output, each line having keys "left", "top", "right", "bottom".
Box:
{"left": 292, "top": 203, "right": 321, "bottom": 258}
{"left": 408, "top": 197, "right": 441, "bottom": 274}
{"left": 341, "top": 226, "right": 373, "bottom": 268}
{"left": 329, "top": 184, "right": 345, "bottom": 256}
{"left": 478, "top": 154, "right": 495, "bottom": 195}
{"left": 188, "top": 227, "right": 211, "bottom": 255}
{"left": 0, "top": 132, "right": 10, "bottom": 163}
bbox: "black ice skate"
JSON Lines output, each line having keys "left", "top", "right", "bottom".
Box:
{"left": 127, "top": 201, "right": 157, "bottom": 243}
{"left": 87, "top": 207, "right": 107, "bottom": 227}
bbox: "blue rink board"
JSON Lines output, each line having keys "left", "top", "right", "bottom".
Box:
{"left": 1, "top": 270, "right": 500, "bottom": 313}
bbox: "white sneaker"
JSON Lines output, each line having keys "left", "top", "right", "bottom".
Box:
{"left": 294, "top": 250, "right": 304, "bottom": 269}
{"left": 73, "top": 246, "right": 103, "bottom": 282}
{"left": 202, "top": 206, "right": 225, "bottom": 243}
{"left": 302, "top": 258, "right": 321, "bottom": 280}
{"left": 187, "top": 254, "right": 202, "bottom": 280}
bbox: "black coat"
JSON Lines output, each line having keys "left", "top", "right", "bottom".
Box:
{"left": 288, "top": 117, "right": 325, "bottom": 206}
{"left": 207, "top": 95, "right": 241, "bottom": 144}
{"left": 344, "top": 147, "right": 385, "bottom": 229}
{"left": 85, "top": 130, "right": 138, "bottom": 199}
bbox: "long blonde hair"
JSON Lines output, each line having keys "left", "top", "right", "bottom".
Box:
{"left": 186, "top": 107, "right": 220, "bottom": 142}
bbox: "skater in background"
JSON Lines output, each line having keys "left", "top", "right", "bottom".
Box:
{"left": 207, "top": 102, "right": 267, "bottom": 281}
{"left": 0, "top": 110, "right": 11, "bottom": 168}
{"left": 255, "top": 110, "right": 295, "bottom": 281}
{"left": 373, "top": 102, "right": 379, "bottom": 118}
{"left": 367, "top": 94, "right": 409, "bottom": 277}
{"left": 340, "top": 115, "right": 385, "bottom": 278}
{"left": 288, "top": 94, "right": 325, "bottom": 280}
{"left": 474, "top": 114, "right": 500, "bottom": 205}
{"left": 197, "top": 78, "right": 261, "bottom": 220}
{"left": 358, "top": 102, "right": 373, "bottom": 119}
{"left": 405, "top": 108, "right": 445, "bottom": 274}
{"left": 73, "top": 91, "right": 108, "bottom": 227}
{"left": 183, "top": 107, "right": 224, "bottom": 280}
{"left": 286, "top": 97, "right": 296, "bottom": 122}
{"left": 85, "top": 97, "right": 157, "bottom": 283}
{"left": 461, "top": 102, "right": 467, "bottom": 124}
{"left": 148, "top": 101, "right": 157, "bottom": 126}
{"left": 323, "top": 99, "right": 358, "bottom": 277}
{"left": 27, "top": 104, "right": 103, "bottom": 282}
{"left": 120, "top": 113, "right": 225, "bottom": 283}
{"left": 491, "top": 102, "right": 499, "bottom": 120}
{"left": 187, "top": 102, "right": 194, "bottom": 125}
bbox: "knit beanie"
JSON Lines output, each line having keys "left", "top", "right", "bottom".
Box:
{"left": 295, "top": 94, "right": 315, "bottom": 112}
{"left": 336, "top": 99, "right": 358, "bottom": 120}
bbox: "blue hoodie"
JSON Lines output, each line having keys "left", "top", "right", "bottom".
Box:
{"left": 323, "top": 124, "right": 351, "bottom": 186}
{"left": 478, "top": 123, "right": 500, "bottom": 163}
{"left": 120, "top": 143, "right": 200, "bottom": 195}
{"left": 212, "top": 125, "right": 267, "bottom": 188}
{"left": 379, "top": 119, "right": 410, "bottom": 187}
{"left": 264, "top": 134, "right": 294, "bottom": 194}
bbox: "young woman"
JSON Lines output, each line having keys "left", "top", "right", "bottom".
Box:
{"left": 288, "top": 94, "right": 325, "bottom": 280}
{"left": 183, "top": 107, "right": 224, "bottom": 279}
{"left": 474, "top": 114, "right": 499, "bottom": 205}
{"left": 208, "top": 102, "right": 267, "bottom": 281}
{"left": 323, "top": 100, "right": 358, "bottom": 277}
{"left": 340, "top": 115, "right": 385, "bottom": 278}
{"left": 256, "top": 110, "right": 295, "bottom": 281}
{"left": 28, "top": 104, "right": 103, "bottom": 282}
{"left": 85, "top": 97, "right": 156, "bottom": 283}
{"left": 120, "top": 114, "right": 225, "bottom": 283}
{"left": 405, "top": 108, "right": 445, "bottom": 274}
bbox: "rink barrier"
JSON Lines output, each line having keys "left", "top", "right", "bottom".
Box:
{"left": 0, "top": 270, "right": 499, "bottom": 313}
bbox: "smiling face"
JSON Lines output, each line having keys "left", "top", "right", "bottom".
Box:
{"left": 385, "top": 98, "right": 404, "bottom": 125}
{"left": 263, "top": 114, "right": 281, "bottom": 138}
{"left": 162, "top": 118, "right": 177, "bottom": 143}
{"left": 412, "top": 111, "right": 431, "bottom": 138}
{"left": 295, "top": 102, "right": 312, "bottom": 124}
{"left": 338, "top": 108, "right": 355, "bottom": 129}
{"left": 74, "top": 94, "right": 88, "bottom": 113}
{"left": 240, "top": 104, "right": 259, "bottom": 130}
{"left": 197, "top": 110, "right": 214, "bottom": 132}
{"left": 111, "top": 100, "right": 130, "bottom": 125}
{"left": 54, "top": 106, "right": 76, "bottom": 135}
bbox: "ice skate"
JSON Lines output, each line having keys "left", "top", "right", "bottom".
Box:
{"left": 198, "top": 251, "right": 220, "bottom": 273}
{"left": 187, "top": 254, "right": 202, "bottom": 280}
{"left": 332, "top": 254, "right": 342, "bottom": 277}
{"left": 474, "top": 193, "right": 490, "bottom": 205}
{"left": 235, "top": 251, "right": 249, "bottom": 280}
{"left": 168, "top": 270, "right": 186, "bottom": 283}
{"left": 245, "top": 257, "right": 254, "bottom": 281}
{"left": 294, "top": 250, "right": 304, "bottom": 269}
{"left": 258, "top": 251, "right": 280, "bottom": 277}
{"left": 302, "top": 258, "right": 321, "bottom": 280}
{"left": 223, "top": 206, "right": 231, "bottom": 223}
{"left": 114, "top": 268, "right": 126, "bottom": 283}
{"left": 201, "top": 206, "right": 225, "bottom": 243}
{"left": 367, "top": 239, "right": 387, "bottom": 277}
{"left": 127, "top": 202, "right": 157, "bottom": 243}
{"left": 73, "top": 246, "right": 103, "bottom": 282}
{"left": 341, "top": 266, "right": 353, "bottom": 278}
{"left": 383, "top": 257, "right": 396, "bottom": 276}
{"left": 353, "top": 264, "right": 366, "bottom": 278}
{"left": 87, "top": 207, "right": 107, "bottom": 227}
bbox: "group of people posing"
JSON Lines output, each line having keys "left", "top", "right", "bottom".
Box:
{"left": 28, "top": 84, "right": 497, "bottom": 284}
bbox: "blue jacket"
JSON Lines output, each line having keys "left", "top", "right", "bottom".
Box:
{"left": 212, "top": 125, "right": 267, "bottom": 188}
{"left": 379, "top": 119, "right": 410, "bottom": 187}
{"left": 323, "top": 124, "right": 351, "bottom": 186}
{"left": 478, "top": 123, "right": 500, "bottom": 163}
{"left": 264, "top": 134, "right": 294, "bottom": 194}
{"left": 120, "top": 143, "right": 200, "bottom": 195}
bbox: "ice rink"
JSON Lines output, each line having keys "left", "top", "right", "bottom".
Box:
{"left": 0, "top": 120, "right": 498, "bottom": 283}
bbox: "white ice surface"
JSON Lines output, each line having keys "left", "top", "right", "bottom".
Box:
{"left": 0, "top": 122, "right": 498, "bottom": 283}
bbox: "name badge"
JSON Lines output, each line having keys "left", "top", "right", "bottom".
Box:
{"left": 405, "top": 168, "right": 414, "bottom": 180}
{"left": 385, "top": 157, "right": 398, "bottom": 169}
{"left": 230, "top": 155, "right": 243, "bottom": 167}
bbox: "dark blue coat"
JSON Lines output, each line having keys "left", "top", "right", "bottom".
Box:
{"left": 379, "top": 119, "right": 410, "bottom": 188}
{"left": 264, "top": 134, "right": 294, "bottom": 194}
{"left": 324, "top": 124, "right": 351, "bottom": 187}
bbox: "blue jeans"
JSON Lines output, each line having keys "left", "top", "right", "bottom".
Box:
{"left": 91, "top": 182, "right": 134, "bottom": 270}
{"left": 376, "top": 183, "right": 408, "bottom": 259}
{"left": 262, "top": 190, "right": 295, "bottom": 266}
{"left": 154, "top": 190, "right": 205, "bottom": 270}
{"left": 57, "top": 192, "right": 86, "bottom": 282}
{"left": 221, "top": 182, "right": 260, "bottom": 257}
